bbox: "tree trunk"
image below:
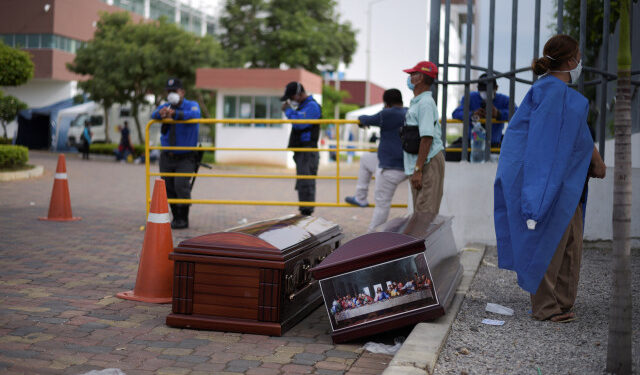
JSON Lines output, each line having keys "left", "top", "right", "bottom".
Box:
{"left": 131, "top": 103, "right": 145, "bottom": 145}
{"left": 606, "top": 0, "right": 633, "bottom": 373}
{"left": 195, "top": 90, "right": 215, "bottom": 148}
{"left": 1, "top": 122, "right": 6, "bottom": 138}
{"left": 103, "top": 104, "right": 111, "bottom": 144}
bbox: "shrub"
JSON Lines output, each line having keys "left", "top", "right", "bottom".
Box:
{"left": 0, "top": 136, "right": 12, "bottom": 145}
{"left": 0, "top": 145, "right": 28, "bottom": 169}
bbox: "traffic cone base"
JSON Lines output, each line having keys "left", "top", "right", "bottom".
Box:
{"left": 41, "top": 154, "right": 81, "bottom": 221}
{"left": 116, "top": 178, "right": 174, "bottom": 304}
{"left": 38, "top": 216, "right": 81, "bottom": 221}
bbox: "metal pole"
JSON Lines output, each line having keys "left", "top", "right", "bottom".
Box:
{"left": 429, "top": 0, "right": 441, "bottom": 101}
{"left": 462, "top": 0, "right": 472, "bottom": 162}
{"left": 598, "top": 0, "right": 610, "bottom": 158}
{"left": 578, "top": 0, "right": 587, "bottom": 93}
{"left": 509, "top": 0, "right": 518, "bottom": 119}
{"left": 556, "top": 0, "right": 564, "bottom": 34}
{"left": 365, "top": 2, "right": 373, "bottom": 107}
{"left": 533, "top": 0, "right": 541, "bottom": 82}
{"left": 441, "top": 0, "right": 451, "bottom": 148}
{"left": 485, "top": 0, "right": 495, "bottom": 161}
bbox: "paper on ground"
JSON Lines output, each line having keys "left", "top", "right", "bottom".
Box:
{"left": 362, "top": 341, "right": 402, "bottom": 355}
{"left": 485, "top": 303, "right": 514, "bottom": 316}
{"left": 482, "top": 318, "right": 505, "bottom": 326}
{"left": 79, "top": 369, "right": 126, "bottom": 375}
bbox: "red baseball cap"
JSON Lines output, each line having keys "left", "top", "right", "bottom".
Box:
{"left": 403, "top": 61, "right": 438, "bottom": 78}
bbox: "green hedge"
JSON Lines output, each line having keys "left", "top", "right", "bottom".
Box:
{"left": 88, "top": 143, "right": 145, "bottom": 157}
{"left": 0, "top": 145, "right": 28, "bottom": 169}
{"left": 0, "top": 137, "right": 12, "bottom": 145}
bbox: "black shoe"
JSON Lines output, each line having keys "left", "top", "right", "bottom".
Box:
{"left": 171, "top": 218, "right": 188, "bottom": 229}
{"left": 300, "top": 208, "right": 313, "bottom": 216}
{"left": 171, "top": 206, "right": 189, "bottom": 229}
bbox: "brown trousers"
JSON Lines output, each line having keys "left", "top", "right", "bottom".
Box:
{"left": 531, "top": 204, "right": 584, "bottom": 320}
{"left": 411, "top": 151, "right": 445, "bottom": 215}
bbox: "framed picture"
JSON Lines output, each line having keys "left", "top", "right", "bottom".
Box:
{"left": 319, "top": 253, "right": 438, "bottom": 332}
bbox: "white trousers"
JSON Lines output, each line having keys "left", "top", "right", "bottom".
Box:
{"left": 354, "top": 153, "right": 379, "bottom": 204}
{"left": 368, "top": 168, "right": 407, "bottom": 232}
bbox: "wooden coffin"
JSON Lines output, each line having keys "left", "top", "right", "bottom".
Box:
{"left": 166, "top": 214, "right": 343, "bottom": 336}
{"left": 311, "top": 213, "right": 462, "bottom": 343}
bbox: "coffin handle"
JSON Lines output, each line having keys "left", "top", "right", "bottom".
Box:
{"left": 289, "top": 280, "right": 318, "bottom": 300}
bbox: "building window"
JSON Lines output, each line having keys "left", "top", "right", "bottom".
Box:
{"left": 27, "top": 34, "right": 40, "bottom": 48}
{"left": 14, "top": 34, "right": 27, "bottom": 48}
{"left": 206, "top": 22, "right": 215, "bottom": 36}
{"left": 1, "top": 34, "right": 13, "bottom": 46}
{"left": 113, "top": 0, "right": 144, "bottom": 15}
{"left": 223, "top": 95, "right": 284, "bottom": 128}
{"left": 150, "top": 0, "right": 175, "bottom": 21}
{"left": 41, "top": 34, "right": 54, "bottom": 48}
{"left": 0, "top": 33, "right": 85, "bottom": 53}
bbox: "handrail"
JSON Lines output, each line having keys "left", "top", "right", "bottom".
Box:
{"left": 144, "top": 118, "right": 405, "bottom": 217}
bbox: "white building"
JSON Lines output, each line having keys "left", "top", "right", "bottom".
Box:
{"left": 196, "top": 68, "right": 323, "bottom": 168}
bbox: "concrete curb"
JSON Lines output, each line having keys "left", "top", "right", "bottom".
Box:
{"left": 382, "top": 243, "right": 487, "bottom": 375}
{"left": 0, "top": 165, "right": 44, "bottom": 181}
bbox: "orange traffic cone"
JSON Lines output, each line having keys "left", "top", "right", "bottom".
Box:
{"left": 39, "top": 154, "right": 81, "bottom": 221}
{"left": 117, "top": 179, "right": 174, "bottom": 303}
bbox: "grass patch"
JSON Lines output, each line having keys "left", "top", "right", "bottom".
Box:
{"left": 0, "top": 164, "right": 35, "bottom": 172}
{"left": 202, "top": 151, "right": 215, "bottom": 164}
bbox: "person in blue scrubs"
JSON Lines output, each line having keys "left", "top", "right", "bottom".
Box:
{"left": 494, "top": 35, "right": 606, "bottom": 323}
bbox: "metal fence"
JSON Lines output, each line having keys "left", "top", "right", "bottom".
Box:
{"left": 430, "top": 0, "right": 640, "bottom": 162}
{"left": 144, "top": 118, "right": 409, "bottom": 216}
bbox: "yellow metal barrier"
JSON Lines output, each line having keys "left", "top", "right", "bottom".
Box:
{"left": 144, "top": 118, "right": 408, "bottom": 216}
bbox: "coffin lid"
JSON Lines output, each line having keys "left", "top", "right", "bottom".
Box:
{"left": 311, "top": 232, "right": 425, "bottom": 279}
{"left": 174, "top": 214, "right": 342, "bottom": 262}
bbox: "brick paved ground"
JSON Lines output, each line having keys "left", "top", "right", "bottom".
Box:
{"left": 0, "top": 151, "right": 411, "bottom": 375}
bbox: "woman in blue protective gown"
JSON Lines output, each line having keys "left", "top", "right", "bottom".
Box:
{"left": 494, "top": 35, "right": 606, "bottom": 323}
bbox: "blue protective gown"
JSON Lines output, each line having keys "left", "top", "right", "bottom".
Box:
{"left": 493, "top": 75, "right": 594, "bottom": 294}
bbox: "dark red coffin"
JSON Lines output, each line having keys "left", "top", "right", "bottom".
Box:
{"left": 311, "top": 213, "right": 462, "bottom": 343}
{"left": 166, "top": 215, "right": 343, "bottom": 336}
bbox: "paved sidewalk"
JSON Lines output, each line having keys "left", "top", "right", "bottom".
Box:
{"left": 0, "top": 152, "right": 414, "bottom": 375}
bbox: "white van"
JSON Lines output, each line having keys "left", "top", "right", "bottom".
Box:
{"left": 61, "top": 102, "right": 158, "bottom": 150}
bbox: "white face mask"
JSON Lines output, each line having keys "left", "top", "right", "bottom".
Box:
{"left": 479, "top": 91, "right": 487, "bottom": 101}
{"left": 167, "top": 92, "right": 181, "bottom": 105}
{"left": 552, "top": 58, "right": 582, "bottom": 84}
{"left": 289, "top": 100, "right": 299, "bottom": 109}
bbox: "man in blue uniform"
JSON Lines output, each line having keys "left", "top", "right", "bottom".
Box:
{"left": 281, "top": 81, "right": 321, "bottom": 216}
{"left": 151, "top": 78, "right": 200, "bottom": 229}
{"left": 452, "top": 73, "right": 513, "bottom": 146}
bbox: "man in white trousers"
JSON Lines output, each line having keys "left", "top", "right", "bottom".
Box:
{"left": 345, "top": 89, "right": 408, "bottom": 232}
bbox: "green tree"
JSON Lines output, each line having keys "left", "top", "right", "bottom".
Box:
{"left": 0, "top": 41, "right": 34, "bottom": 87}
{"left": 558, "top": 0, "right": 622, "bottom": 137}
{"left": 321, "top": 84, "right": 358, "bottom": 119}
{"left": 218, "top": 0, "right": 357, "bottom": 73}
{"left": 0, "top": 92, "right": 27, "bottom": 138}
{"left": 68, "top": 12, "right": 226, "bottom": 144}
{"left": 219, "top": 0, "right": 267, "bottom": 67}
{"left": 560, "top": 0, "right": 621, "bottom": 66}
{"left": 606, "top": 1, "right": 633, "bottom": 373}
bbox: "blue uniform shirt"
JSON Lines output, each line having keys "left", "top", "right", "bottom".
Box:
{"left": 452, "top": 91, "right": 513, "bottom": 144}
{"left": 358, "top": 106, "right": 407, "bottom": 170}
{"left": 151, "top": 98, "right": 201, "bottom": 154}
{"left": 285, "top": 96, "right": 322, "bottom": 145}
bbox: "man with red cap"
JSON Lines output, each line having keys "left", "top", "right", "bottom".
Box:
{"left": 401, "top": 61, "right": 445, "bottom": 215}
